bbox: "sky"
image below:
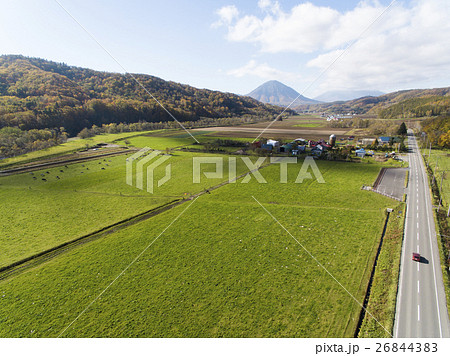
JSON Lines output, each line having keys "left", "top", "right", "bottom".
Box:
{"left": 0, "top": 0, "right": 449, "bottom": 98}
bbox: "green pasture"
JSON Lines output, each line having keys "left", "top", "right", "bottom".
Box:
{"left": 0, "top": 159, "right": 395, "bottom": 337}
{"left": 0, "top": 131, "right": 157, "bottom": 168}
{"left": 0, "top": 151, "right": 250, "bottom": 267}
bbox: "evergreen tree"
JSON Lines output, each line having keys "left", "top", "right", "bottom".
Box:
{"left": 398, "top": 122, "right": 407, "bottom": 136}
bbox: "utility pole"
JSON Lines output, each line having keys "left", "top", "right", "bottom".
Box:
{"left": 438, "top": 172, "right": 445, "bottom": 212}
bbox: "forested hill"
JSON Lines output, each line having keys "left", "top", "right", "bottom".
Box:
{"left": 299, "top": 87, "right": 450, "bottom": 118}
{"left": 0, "top": 55, "right": 285, "bottom": 135}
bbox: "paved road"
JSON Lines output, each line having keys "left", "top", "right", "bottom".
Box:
{"left": 394, "top": 131, "right": 450, "bottom": 338}
{"left": 375, "top": 168, "right": 407, "bottom": 200}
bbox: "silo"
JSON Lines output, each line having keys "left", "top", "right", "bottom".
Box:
{"left": 329, "top": 134, "right": 336, "bottom": 147}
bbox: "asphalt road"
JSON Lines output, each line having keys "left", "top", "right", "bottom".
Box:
{"left": 375, "top": 168, "right": 407, "bottom": 200}
{"left": 394, "top": 131, "right": 450, "bottom": 338}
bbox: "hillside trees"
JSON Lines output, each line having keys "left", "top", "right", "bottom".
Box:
{"left": 0, "top": 55, "right": 286, "bottom": 137}
{"left": 421, "top": 116, "right": 450, "bottom": 148}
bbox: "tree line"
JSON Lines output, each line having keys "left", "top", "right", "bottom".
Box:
{"left": 0, "top": 127, "right": 67, "bottom": 158}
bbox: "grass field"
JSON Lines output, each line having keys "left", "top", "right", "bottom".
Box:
{"left": 293, "top": 123, "right": 323, "bottom": 128}
{"left": 0, "top": 151, "right": 250, "bottom": 267}
{"left": 0, "top": 158, "right": 395, "bottom": 337}
{"left": 359, "top": 204, "right": 405, "bottom": 337}
{"left": 423, "top": 149, "right": 450, "bottom": 208}
{"left": 0, "top": 131, "right": 159, "bottom": 168}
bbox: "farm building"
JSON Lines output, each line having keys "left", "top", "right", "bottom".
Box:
{"left": 362, "top": 138, "right": 376, "bottom": 146}
{"left": 311, "top": 144, "right": 327, "bottom": 155}
{"left": 280, "top": 143, "right": 293, "bottom": 153}
{"left": 379, "top": 136, "right": 402, "bottom": 145}
{"left": 294, "top": 138, "right": 308, "bottom": 145}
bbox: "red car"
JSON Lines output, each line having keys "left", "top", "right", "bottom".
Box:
{"left": 412, "top": 253, "right": 421, "bottom": 262}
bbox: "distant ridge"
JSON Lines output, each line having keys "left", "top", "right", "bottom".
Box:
{"left": 298, "top": 86, "right": 450, "bottom": 117}
{"left": 314, "top": 89, "right": 385, "bottom": 102}
{"left": 247, "top": 80, "right": 319, "bottom": 106}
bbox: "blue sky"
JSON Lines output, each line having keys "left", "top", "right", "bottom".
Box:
{"left": 1, "top": 0, "right": 449, "bottom": 97}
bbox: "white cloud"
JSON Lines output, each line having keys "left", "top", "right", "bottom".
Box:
{"left": 214, "top": 0, "right": 450, "bottom": 91}
{"left": 258, "top": 0, "right": 281, "bottom": 15}
{"left": 227, "top": 60, "right": 300, "bottom": 82}
{"left": 211, "top": 5, "right": 239, "bottom": 28}
{"left": 307, "top": 0, "right": 450, "bottom": 91}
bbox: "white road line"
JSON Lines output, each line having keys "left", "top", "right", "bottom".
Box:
{"left": 417, "top": 263, "right": 420, "bottom": 271}
{"left": 418, "top": 280, "right": 420, "bottom": 294}
{"left": 418, "top": 304, "right": 420, "bottom": 321}
{"left": 417, "top": 222, "right": 419, "bottom": 229}
{"left": 417, "top": 245, "right": 420, "bottom": 253}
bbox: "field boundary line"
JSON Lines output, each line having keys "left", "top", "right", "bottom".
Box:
{"left": 53, "top": 0, "right": 199, "bottom": 144}
{"left": 57, "top": 196, "right": 199, "bottom": 338}
{"left": 0, "top": 158, "right": 274, "bottom": 281}
{"left": 252, "top": 195, "right": 393, "bottom": 337}
{"left": 0, "top": 148, "right": 136, "bottom": 176}
{"left": 0, "top": 198, "right": 183, "bottom": 280}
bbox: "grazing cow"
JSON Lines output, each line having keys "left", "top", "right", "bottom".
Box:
{"left": 64, "top": 165, "right": 68, "bottom": 168}
{"left": 33, "top": 176, "right": 37, "bottom": 180}
{"left": 81, "top": 171, "right": 84, "bottom": 173}
{"left": 42, "top": 178, "right": 47, "bottom": 181}
{"left": 56, "top": 176, "right": 60, "bottom": 179}
{"left": 82, "top": 164, "right": 85, "bottom": 167}
{"left": 30, "top": 172, "right": 34, "bottom": 175}
{"left": 41, "top": 173, "right": 45, "bottom": 177}
{"left": 86, "top": 167, "right": 89, "bottom": 170}
{"left": 101, "top": 167, "right": 105, "bottom": 170}
{"left": 60, "top": 170, "right": 64, "bottom": 173}
{"left": 46, "top": 171, "right": 50, "bottom": 174}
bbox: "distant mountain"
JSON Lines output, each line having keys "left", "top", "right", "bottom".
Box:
{"left": 314, "top": 90, "right": 385, "bottom": 102}
{"left": 247, "top": 80, "right": 319, "bottom": 106}
{"left": 0, "top": 55, "right": 288, "bottom": 136}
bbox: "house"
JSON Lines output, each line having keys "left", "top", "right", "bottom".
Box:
{"left": 251, "top": 141, "right": 262, "bottom": 149}
{"left": 355, "top": 148, "right": 366, "bottom": 158}
{"left": 379, "top": 136, "right": 391, "bottom": 145}
{"left": 266, "top": 139, "right": 279, "bottom": 147}
{"left": 311, "top": 144, "right": 327, "bottom": 156}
